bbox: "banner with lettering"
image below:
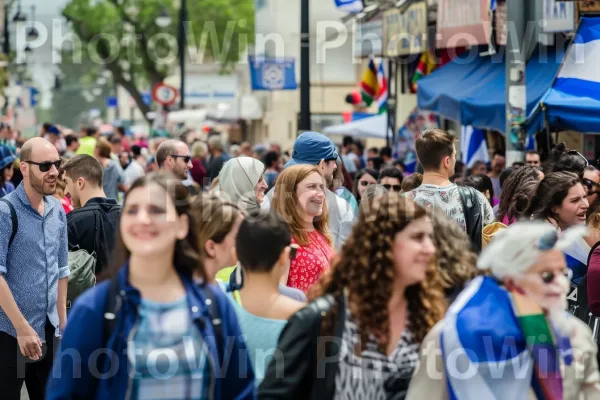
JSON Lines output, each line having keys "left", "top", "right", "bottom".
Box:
{"left": 543, "top": 0, "right": 575, "bottom": 33}
{"left": 383, "top": 1, "right": 427, "bottom": 57}
{"left": 436, "top": 0, "right": 492, "bottom": 49}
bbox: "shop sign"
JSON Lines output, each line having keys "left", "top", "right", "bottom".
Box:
{"left": 543, "top": 0, "right": 575, "bottom": 33}
{"left": 354, "top": 19, "right": 383, "bottom": 58}
{"left": 383, "top": 1, "right": 427, "bottom": 57}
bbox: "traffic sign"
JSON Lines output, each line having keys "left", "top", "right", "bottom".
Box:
{"left": 152, "top": 83, "right": 179, "bottom": 106}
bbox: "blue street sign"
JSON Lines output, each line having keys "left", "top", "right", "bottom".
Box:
{"left": 248, "top": 56, "right": 297, "bottom": 91}
{"left": 106, "top": 96, "right": 118, "bottom": 108}
{"left": 142, "top": 92, "right": 152, "bottom": 105}
{"left": 30, "top": 87, "right": 39, "bottom": 107}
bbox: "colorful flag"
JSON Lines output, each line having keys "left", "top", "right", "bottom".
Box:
{"left": 376, "top": 62, "right": 388, "bottom": 114}
{"left": 411, "top": 52, "right": 436, "bottom": 93}
{"left": 360, "top": 59, "right": 379, "bottom": 107}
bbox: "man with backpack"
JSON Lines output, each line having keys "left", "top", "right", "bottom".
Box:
{"left": 405, "top": 129, "right": 494, "bottom": 252}
{"left": 62, "top": 155, "right": 122, "bottom": 303}
{"left": 0, "top": 137, "right": 69, "bottom": 399}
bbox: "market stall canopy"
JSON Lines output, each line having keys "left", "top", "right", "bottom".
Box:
{"left": 167, "top": 109, "right": 208, "bottom": 123}
{"left": 324, "top": 113, "right": 391, "bottom": 139}
{"left": 535, "top": 17, "right": 600, "bottom": 133}
{"left": 417, "top": 46, "right": 564, "bottom": 134}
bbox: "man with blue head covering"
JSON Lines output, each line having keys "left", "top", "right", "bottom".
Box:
{"left": 262, "top": 131, "right": 356, "bottom": 250}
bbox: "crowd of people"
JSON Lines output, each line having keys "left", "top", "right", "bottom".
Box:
{"left": 0, "top": 121, "right": 600, "bottom": 399}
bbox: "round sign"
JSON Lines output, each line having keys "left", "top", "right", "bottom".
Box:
{"left": 152, "top": 83, "right": 179, "bottom": 106}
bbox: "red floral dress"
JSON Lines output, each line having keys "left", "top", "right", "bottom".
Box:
{"left": 287, "top": 230, "right": 334, "bottom": 293}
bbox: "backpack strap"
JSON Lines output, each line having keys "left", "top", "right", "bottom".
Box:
{"left": 102, "top": 273, "right": 122, "bottom": 347}
{"left": 0, "top": 198, "right": 17, "bottom": 248}
{"left": 457, "top": 186, "right": 483, "bottom": 254}
{"left": 198, "top": 283, "right": 223, "bottom": 362}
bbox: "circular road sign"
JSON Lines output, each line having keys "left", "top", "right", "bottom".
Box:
{"left": 152, "top": 83, "right": 179, "bottom": 106}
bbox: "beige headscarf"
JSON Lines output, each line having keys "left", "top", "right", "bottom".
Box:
{"left": 216, "top": 156, "right": 265, "bottom": 213}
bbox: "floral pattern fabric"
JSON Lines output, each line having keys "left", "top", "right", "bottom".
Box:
{"left": 287, "top": 230, "right": 333, "bottom": 293}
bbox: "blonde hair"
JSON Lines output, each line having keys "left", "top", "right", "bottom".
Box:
{"left": 95, "top": 137, "right": 112, "bottom": 159}
{"left": 272, "top": 164, "right": 332, "bottom": 246}
{"left": 189, "top": 194, "right": 241, "bottom": 261}
{"left": 191, "top": 141, "right": 208, "bottom": 159}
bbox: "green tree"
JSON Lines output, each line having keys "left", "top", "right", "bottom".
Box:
{"left": 62, "top": 0, "right": 255, "bottom": 122}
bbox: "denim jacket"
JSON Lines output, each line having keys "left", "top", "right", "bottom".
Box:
{"left": 46, "top": 263, "right": 255, "bottom": 399}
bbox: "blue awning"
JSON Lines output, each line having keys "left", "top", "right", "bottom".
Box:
{"left": 417, "top": 46, "right": 564, "bottom": 135}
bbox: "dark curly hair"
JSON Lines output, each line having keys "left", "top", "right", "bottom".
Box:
{"left": 544, "top": 142, "right": 588, "bottom": 178}
{"left": 524, "top": 171, "right": 582, "bottom": 224}
{"left": 496, "top": 165, "right": 542, "bottom": 223}
{"left": 310, "top": 193, "right": 446, "bottom": 349}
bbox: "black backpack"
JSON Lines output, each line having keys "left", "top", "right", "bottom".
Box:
{"left": 457, "top": 186, "right": 483, "bottom": 254}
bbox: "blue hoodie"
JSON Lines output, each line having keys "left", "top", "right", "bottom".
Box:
{"left": 46, "top": 263, "right": 255, "bottom": 399}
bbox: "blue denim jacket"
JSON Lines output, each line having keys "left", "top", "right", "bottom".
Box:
{"left": 46, "top": 263, "right": 256, "bottom": 399}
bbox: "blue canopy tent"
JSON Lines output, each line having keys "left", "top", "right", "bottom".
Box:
{"left": 532, "top": 17, "right": 600, "bottom": 133}
{"left": 417, "top": 46, "right": 564, "bottom": 135}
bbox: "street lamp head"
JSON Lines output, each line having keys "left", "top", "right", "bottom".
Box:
{"left": 155, "top": 9, "right": 172, "bottom": 28}
{"left": 27, "top": 27, "right": 39, "bottom": 41}
{"left": 12, "top": 12, "right": 27, "bottom": 23}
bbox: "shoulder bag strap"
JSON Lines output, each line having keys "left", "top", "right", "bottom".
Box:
{"left": 0, "top": 198, "right": 17, "bottom": 247}
{"left": 198, "top": 283, "right": 224, "bottom": 362}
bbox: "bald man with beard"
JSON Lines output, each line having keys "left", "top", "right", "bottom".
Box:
{"left": 0, "top": 137, "right": 69, "bottom": 399}
{"left": 156, "top": 139, "right": 198, "bottom": 195}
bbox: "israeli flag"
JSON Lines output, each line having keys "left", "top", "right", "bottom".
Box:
{"left": 461, "top": 125, "right": 490, "bottom": 167}
{"left": 334, "top": 0, "right": 363, "bottom": 13}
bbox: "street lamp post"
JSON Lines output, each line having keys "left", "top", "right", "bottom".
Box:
{"left": 299, "top": 0, "right": 310, "bottom": 132}
{"left": 178, "top": 0, "right": 187, "bottom": 110}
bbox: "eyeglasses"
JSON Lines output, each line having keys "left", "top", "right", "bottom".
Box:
{"left": 170, "top": 155, "right": 191, "bottom": 163}
{"left": 382, "top": 184, "right": 402, "bottom": 192}
{"left": 359, "top": 180, "right": 374, "bottom": 187}
{"left": 290, "top": 244, "right": 300, "bottom": 260}
{"left": 24, "top": 160, "right": 62, "bottom": 172}
{"left": 583, "top": 178, "right": 600, "bottom": 193}
{"left": 540, "top": 269, "right": 572, "bottom": 284}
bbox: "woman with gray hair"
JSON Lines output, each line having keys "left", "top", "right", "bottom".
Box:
{"left": 407, "top": 221, "right": 600, "bottom": 399}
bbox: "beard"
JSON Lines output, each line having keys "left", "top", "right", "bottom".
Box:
{"left": 173, "top": 165, "right": 188, "bottom": 180}
{"left": 29, "top": 169, "right": 57, "bottom": 196}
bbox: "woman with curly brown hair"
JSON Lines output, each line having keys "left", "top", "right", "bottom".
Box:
{"left": 259, "top": 193, "right": 447, "bottom": 399}
{"left": 271, "top": 164, "right": 334, "bottom": 293}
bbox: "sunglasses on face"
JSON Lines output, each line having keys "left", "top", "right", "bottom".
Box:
{"left": 540, "top": 269, "right": 572, "bottom": 284}
{"left": 382, "top": 184, "right": 402, "bottom": 192}
{"left": 24, "top": 160, "right": 62, "bottom": 172}
{"left": 583, "top": 178, "right": 600, "bottom": 193}
{"left": 359, "top": 180, "right": 374, "bottom": 187}
{"left": 171, "top": 155, "right": 191, "bottom": 163}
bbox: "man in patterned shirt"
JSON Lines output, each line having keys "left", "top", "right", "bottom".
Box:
{"left": 406, "top": 128, "right": 494, "bottom": 232}
{"left": 0, "top": 137, "right": 69, "bottom": 399}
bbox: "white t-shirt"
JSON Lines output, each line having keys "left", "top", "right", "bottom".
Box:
{"left": 406, "top": 183, "right": 495, "bottom": 232}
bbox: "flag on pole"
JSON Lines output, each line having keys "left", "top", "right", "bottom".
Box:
{"left": 360, "top": 59, "right": 379, "bottom": 107}
{"left": 376, "top": 62, "right": 388, "bottom": 114}
{"left": 461, "top": 125, "right": 490, "bottom": 167}
{"left": 334, "top": 0, "right": 363, "bottom": 13}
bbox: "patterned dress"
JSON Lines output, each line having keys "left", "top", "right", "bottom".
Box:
{"left": 334, "top": 301, "right": 420, "bottom": 400}
{"left": 287, "top": 230, "right": 333, "bottom": 293}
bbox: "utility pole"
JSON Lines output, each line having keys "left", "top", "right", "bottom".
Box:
{"left": 505, "top": 0, "right": 527, "bottom": 165}
{"left": 299, "top": 0, "right": 311, "bottom": 132}
{"left": 178, "top": 0, "right": 187, "bottom": 110}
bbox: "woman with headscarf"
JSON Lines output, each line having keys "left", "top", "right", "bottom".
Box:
{"left": 407, "top": 222, "right": 600, "bottom": 400}
{"left": 215, "top": 156, "right": 268, "bottom": 214}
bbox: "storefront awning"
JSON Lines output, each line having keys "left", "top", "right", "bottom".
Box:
{"left": 417, "top": 46, "right": 564, "bottom": 134}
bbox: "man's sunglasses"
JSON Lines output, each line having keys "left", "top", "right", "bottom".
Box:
{"left": 541, "top": 269, "right": 572, "bottom": 284}
{"left": 382, "top": 184, "right": 402, "bottom": 192}
{"left": 171, "top": 155, "right": 191, "bottom": 163}
{"left": 24, "top": 160, "right": 62, "bottom": 172}
{"left": 583, "top": 178, "right": 600, "bottom": 193}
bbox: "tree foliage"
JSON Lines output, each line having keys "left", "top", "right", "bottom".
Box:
{"left": 62, "top": 0, "right": 255, "bottom": 121}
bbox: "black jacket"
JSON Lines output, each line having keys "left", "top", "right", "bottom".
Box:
{"left": 258, "top": 294, "right": 343, "bottom": 399}
{"left": 67, "top": 197, "right": 122, "bottom": 276}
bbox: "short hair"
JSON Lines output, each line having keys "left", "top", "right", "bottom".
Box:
{"left": 493, "top": 150, "right": 506, "bottom": 159}
{"left": 368, "top": 147, "right": 379, "bottom": 155}
{"left": 342, "top": 136, "right": 353, "bottom": 147}
{"left": 96, "top": 137, "right": 112, "bottom": 158}
{"left": 116, "top": 126, "right": 126, "bottom": 136}
{"left": 379, "top": 167, "right": 403, "bottom": 184}
{"left": 42, "top": 122, "right": 52, "bottom": 132}
{"left": 472, "top": 160, "right": 487, "bottom": 170}
{"left": 415, "top": 129, "right": 457, "bottom": 170}
{"left": 264, "top": 151, "right": 279, "bottom": 169}
{"left": 156, "top": 140, "right": 182, "bottom": 168}
{"left": 109, "top": 135, "right": 122, "bottom": 145}
{"left": 207, "top": 135, "right": 224, "bottom": 152}
{"left": 526, "top": 150, "right": 540, "bottom": 157}
{"left": 191, "top": 141, "right": 208, "bottom": 159}
{"left": 86, "top": 127, "right": 97, "bottom": 137}
{"left": 401, "top": 173, "right": 423, "bottom": 192}
{"left": 368, "top": 156, "right": 383, "bottom": 170}
{"left": 65, "top": 135, "right": 78, "bottom": 147}
{"left": 61, "top": 154, "right": 104, "bottom": 187}
{"left": 463, "top": 174, "right": 494, "bottom": 205}
{"left": 131, "top": 145, "right": 142, "bottom": 158}
{"left": 380, "top": 146, "right": 392, "bottom": 158}
{"left": 236, "top": 210, "right": 291, "bottom": 272}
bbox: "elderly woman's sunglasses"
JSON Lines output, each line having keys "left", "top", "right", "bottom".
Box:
{"left": 540, "top": 269, "right": 572, "bottom": 284}
{"left": 24, "top": 160, "right": 62, "bottom": 172}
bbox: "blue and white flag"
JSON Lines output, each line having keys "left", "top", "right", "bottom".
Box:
{"left": 460, "top": 125, "right": 490, "bottom": 168}
{"left": 552, "top": 17, "right": 600, "bottom": 100}
{"left": 248, "top": 56, "right": 297, "bottom": 91}
{"left": 334, "top": 0, "right": 363, "bottom": 13}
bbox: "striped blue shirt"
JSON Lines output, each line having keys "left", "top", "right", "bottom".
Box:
{"left": 0, "top": 183, "right": 69, "bottom": 341}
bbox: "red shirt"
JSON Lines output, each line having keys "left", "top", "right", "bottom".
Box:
{"left": 287, "top": 230, "right": 334, "bottom": 293}
{"left": 61, "top": 196, "right": 74, "bottom": 214}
